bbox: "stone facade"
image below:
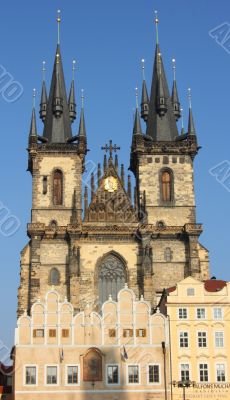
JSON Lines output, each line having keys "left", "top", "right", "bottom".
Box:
{"left": 14, "top": 287, "right": 169, "bottom": 400}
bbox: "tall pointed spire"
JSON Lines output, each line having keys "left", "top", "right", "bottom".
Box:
{"left": 29, "top": 89, "right": 38, "bottom": 140}
{"left": 68, "top": 60, "right": 77, "bottom": 123}
{"left": 187, "top": 88, "right": 196, "bottom": 135}
{"left": 78, "top": 89, "right": 86, "bottom": 137}
{"left": 39, "top": 61, "right": 47, "bottom": 123}
{"left": 42, "top": 11, "right": 72, "bottom": 143}
{"left": 146, "top": 12, "right": 179, "bottom": 141}
{"left": 171, "top": 59, "right": 181, "bottom": 121}
{"left": 141, "top": 59, "right": 149, "bottom": 122}
{"left": 133, "top": 88, "right": 143, "bottom": 136}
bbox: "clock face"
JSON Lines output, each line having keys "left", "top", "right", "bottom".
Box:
{"left": 104, "top": 176, "right": 118, "bottom": 193}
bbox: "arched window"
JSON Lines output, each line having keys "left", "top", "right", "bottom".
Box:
{"left": 160, "top": 169, "right": 174, "bottom": 203}
{"left": 53, "top": 169, "right": 63, "bottom": 205}
{"left": 164, "top": 248, "right": 172, "bottom": 262}
{"left": 98, "top": 254, "right": 127, "bottom": 305}
{"left": 49, "top": 268, "right": 60, "bottom": 286}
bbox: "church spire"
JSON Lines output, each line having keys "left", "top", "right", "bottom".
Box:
{"left": 133, "top": 87, "right": 143, "bottom": 136}
{"left": 171, "top": 58, "right": 181, "bottom": 121}
{"left": 146, "top": 12, "right": 179, "bottom": 141}
{"left": 68, "top": 60, "right": 77, "bottom": 123}
{"left": 29, "top": 89, "right": 38, "bottom": 142}
{"left": 39, "top": 61, "right": 47, "bottom": 123}
{"left": 78, "top": 89, "right": 86, "bottom": 137}
{"left": 42, "top": 11, "right": 72, "bottom": 143}
{"left": 141, "top": 59, "right": 149, "bottom": 122}
{"left": 187, "top": 88, "right": 196, "bottom": 135}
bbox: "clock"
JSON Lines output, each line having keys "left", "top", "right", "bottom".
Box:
{"left": 104, "top": 176, "right": 118, "bottom": 193}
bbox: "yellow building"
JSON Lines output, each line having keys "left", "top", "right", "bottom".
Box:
{"left": 13, "top": 286, "right": 170, "bottom": 400}
{"left": 163, "top": 277, "right": 230, "bottom": 400}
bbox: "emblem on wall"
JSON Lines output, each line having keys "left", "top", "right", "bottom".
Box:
{"left": 83, "top": 348, "right": 103, "bottom": 382}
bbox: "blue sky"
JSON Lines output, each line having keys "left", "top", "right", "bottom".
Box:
{"left": 0, "top": 0, "right": 230, "bottom": 356}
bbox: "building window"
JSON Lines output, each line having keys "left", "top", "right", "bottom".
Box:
{"left": 46, "top": 366, "right": 58, "bottom": 385}
{"left": 197, "top": 308, "right": 206, "bottom": 319}
{"left": 123, "top": 329, "right": 133, "bottom": 338}
{"left": 187, "top": 288, "right": 195, "bottom": 296}
{"left": 49, "top": 268, "right": 60, "bottom": 286}
{"left": 161, "top": 169, "right": 173, "bottom": 203}
{"left": 179, "top": 308, "right": 187, "bottom": 319}
{"left": 25, "top": 366, "right": 37, "bottom": 385}
{"left": 49, "top": 329, "right": 56, "bottom": 338}
{"left": 98, "top": 254, "right": 127, "bottom": 305}
{"left": 109, "top": 329, "right": 116, "bottom": 338}
{"left": 164, "top": 247, "right": 172, "bottom": 262}
{"left": 215, "top": 332, "right": 224, "bottom": 348}
{"left": 198, "top": 332, "right": 207, "bottom": 347}
{"left": 148, "top": 365, "right": 160, "bottom": 383}
{"left": 136, "top": 329, "right": 146, "bottom": 337}
{"left": 213, "top": 308, "right": 223, "bottom": 320}
{"left": 107, "top": 365, "right": 119, "bottom": 384}
{"left": 33, "top": 329, "right": 44, "bottom": 338}
{"left": 180, "top": 332, "right": 189, "bottom": 348}
{"left": 128, "top": 365, "right": 139, "bottom": 384}
{"left": 180, "top": 364, "right": 190, "bottom": 382}
{"left": 53, "top": 169, "right": 63, "bottom": 205}
{"left": 43, "top": 176, "right": 48, "bottom": 194}
{"left": 216, "top": 364, "right": 226, "bottom": 382}
{"left": 199, "top": 364, "right": 208, "bottom": 382}
{"left": 62, "top": 329, "right": 70, "bottom": 338}
{"left": 67, "top": 366, "right": 78, "bottom": 385}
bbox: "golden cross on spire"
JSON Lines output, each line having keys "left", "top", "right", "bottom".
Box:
{"left": 101, "top": 140, "right": 121, "bottom": 160}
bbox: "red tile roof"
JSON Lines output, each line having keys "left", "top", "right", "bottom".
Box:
{"left": 204, "top": 280, "right": 227, "bottom": 292}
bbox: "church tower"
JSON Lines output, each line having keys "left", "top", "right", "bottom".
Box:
{"left": 18, "top": 13, "right": 209, "bottom": 317}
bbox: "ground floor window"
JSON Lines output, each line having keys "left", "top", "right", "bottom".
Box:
{"left": 128, "top": 365, "right": 139, "bottom": 384}
{"left": 25, "top": 366, "right": 36, "bottom": 385}
{"left": 46, "top": 366, "right": 58, "bottom": 385}
{"left": 67, "top": 366, "right": 79, "bottom": 384}
{"left": 180, "top": 364, "right": 190, "bottom": 381}
{"left": 107, "top": 365, "right": 119, "bottom": 384}
{"left": 148, "top": 365, "right": 160, "bottom": 383}
{"left": 199, "top": 363, "right": 208, "bottom": 382}
{"left": 216, "top": 364, "right": 226, "bottom": 382}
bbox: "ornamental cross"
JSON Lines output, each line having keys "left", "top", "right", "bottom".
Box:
{"left": 101, "top": 140, "right": 120, "bottom": 159}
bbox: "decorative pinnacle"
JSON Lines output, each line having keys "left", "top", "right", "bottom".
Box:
{"left": 57, "top": 9, "right": 61, "bottom": 45}
{"left": 33, "top": 88, "right": 36, "bottom": 108}
{"left": 141, "top": 58, "right": 146, "bottom": 80}
{"left": 188, "top": 87, "right": 192, "bottom": 108}
{"left": 154, "top": 10, "right": 159, "bottom": 44}
{"left": 172, "top": 58, "right": 176, "bottom": 80}
{"left": 72, "top": 60, "right": 76, "bottom": 81}
{"left": 135, "top": 87, "right": 139, "bottom": 109}
{"left": 81, "top": 89, "right": 84, "bottom": 108}
{"left": 42, "top": 61, "right": 46, "bottom": 81}
{"left": 181, "top": 108, "right": 184, "bottom": 129}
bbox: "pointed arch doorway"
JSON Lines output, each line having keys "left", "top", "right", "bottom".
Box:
{"left": 98, "top": 253, "right": 127, "bottom": 305}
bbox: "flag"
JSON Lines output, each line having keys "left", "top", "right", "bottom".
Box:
{"left": 60, "top": 348, "right": 64, "bottom": 362}
{"left": 121, "top": 346, "right": 128, "bottom": 361}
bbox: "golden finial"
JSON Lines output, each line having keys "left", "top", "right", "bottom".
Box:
{"left": 81, "top": 89, "right": 84, "bottom": 109}
{"left": 57, "top": 9, "right": 61, "bottom": 45}
{"left": 188, "top": 88, "right": 192, "bottom": 108}
{"left": 33, "top": 88, "right": 36, "bottom": 108}
{"left": 154, "top": 10, "right": 159, "bottom": 44}
{"left": 172, "top": 58, "right": 176, "bottom": 80}
{"left": 42, "top": 61, "right": 46, "bottom": 81}
{"left": 135, "top": 87, "right": 139, "bottom": 109}
{"left": 56, "top": 53, "right": 60, "bottom": 64}
{"left": 141, "top": 58, "right": 146, "bottom": 80}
